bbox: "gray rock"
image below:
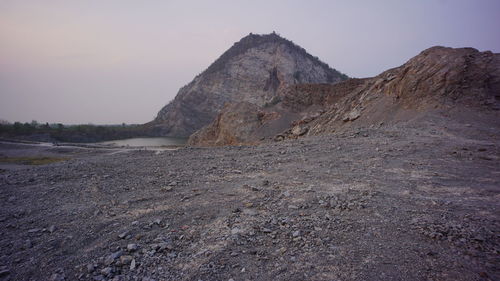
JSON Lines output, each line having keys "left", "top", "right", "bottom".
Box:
{"left": 118, "top": 231, "right": 129, "bottom": 239}
{"left": 343, "top": 109, "right": 361, "bottom": 122}
{"left": 86, "top": 263, "right": 96, "bottom": 273}
{"left": 48, "top": 225, "right": 56, "bottom": 233}
{"left": 100, "top": 267, "right": 113, "bottom": 277}
{"left": 231, "top": 228, "right": 242, "bottom": 235}
{"left": 50, "top": 273, "right": 65, "bottom": 281}
{"left": 130, "top": 258, "right": 136, "bottom": 271}
{"left": 127, "top": 243, "right": 138, "bottom": 252}
{"left": 242, "top": 208, "right": 258, "bottom": 216}
{"left": 119, "top": 255, "right": 133, "bottom": 265}
{"left": 105, "top": 250, "right": 123, "bottom": 265}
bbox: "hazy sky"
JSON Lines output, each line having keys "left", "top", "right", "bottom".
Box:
{"left": 1, "top": 0, "right": 499, "bottom": 124}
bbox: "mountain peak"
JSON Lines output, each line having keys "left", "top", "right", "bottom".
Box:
{"left": 204, "top": 32, "right": 346, "bottom": 80}
{"left": 152, "top": 33, "right": 348, "bottom": 137}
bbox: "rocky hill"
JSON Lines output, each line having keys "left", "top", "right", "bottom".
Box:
{"left": 189, "top": 46, "right": 500, "bottom": 146}
{"left": 150, "top": 33, "right": 348, "bottom": 137}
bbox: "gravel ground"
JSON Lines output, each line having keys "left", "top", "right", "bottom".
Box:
{"left": 0, "top": 117, "right": 499, "bottom": 281}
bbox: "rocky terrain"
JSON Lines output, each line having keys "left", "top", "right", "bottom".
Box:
{"left": 150, "top": 33, "right": 347, "bottom": 137}
{"left": 189, "top": 46, "right": 500, "bottom": 146}
{"left": 0, "top": 111, "right": 499, "bottom": 280}
{"left": 1, "top": 36, "right": 499, "bottom": 281}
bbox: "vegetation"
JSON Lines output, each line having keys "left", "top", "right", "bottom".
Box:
{"left": 0, "top": 121, "right": 154, "bottom": 143}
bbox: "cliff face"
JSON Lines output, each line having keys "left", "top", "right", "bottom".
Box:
{"left": 152, "top": 33, "right": 347, "bottom": 137}
{"left": 189, "top": 46, "right": 500, "bottom": 146}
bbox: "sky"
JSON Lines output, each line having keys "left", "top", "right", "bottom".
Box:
{"left": 1, "top": 0, "right": 499, "bottom": 124}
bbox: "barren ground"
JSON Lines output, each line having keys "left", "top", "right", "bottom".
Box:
{"left": 0, "top": 114, "right": 499, "bottom": 281}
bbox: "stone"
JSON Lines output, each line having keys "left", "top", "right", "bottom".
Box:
{"left": 291, "top": 125, "right": 308, "bottom": 136}
{"left": 343, "top": 109, "right": 361, "bottom": 122}
{"left": 86, "top": 263, "right": 96, "bottom": 273}
{"left": 127, "top": 243, "right": 138, "bottom": 252}
{"left": 50, "top": 273, "right": 65, "bottom": 281}
{"left": 130, "top": 259, "right": 136, "bottom": 271}
{"left": 100, "top": 267, "right": 113, "bottom": 276}
{"left": 261, "top": 228, "right": 272, "bottom": 233}
{"left": 118, "top": 231, "right": 129, "bottom": 239}
{"left": 48, "top": 225, "right": 56, "bottom": 233}
{"left": 119, "top": 255, "right": 133, "bottom": 265}
{"left": 231, "top": 228, "right": 242, "bottom": 235}
{"left": 162, "top": 186, "right": 173, "bottom": 191}
{"left": 105, "top": 250, "right": 123, "bottom": 265}
{"left": 242, "top": 208, "right": 258, "bottom": 216}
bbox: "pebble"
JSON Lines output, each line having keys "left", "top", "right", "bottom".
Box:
{"left": 86, "top": 263, "right": 96, "bottom": 273}
{"left": 130, "top": 258, "right": 136, "bottom": 270}
{"left": 49, "top": 273, "right": 65, "bottom": 281}
{"left": 48, "top": 225, "right": 56, "bottom": 233}
{"left": 118, "top": 231, "right": 129, "bottom": 239}
{"left": 231, "top": 228, "right": 242, "bottom": 235}
{"left": 100, "top": 267, "right": 113, "bottom": 276}
{"left": 105, "top": 250, "right": 123, "bottom": 265}
{"left": 162, "top": 186, "right": 173, "bottom": 191}
{"left": 120, "top": 255, "right": 133, "bottom": 265}
{"left": 261, "top": 228, "right": 272, "bottom": 233}
{"left": 292, "top": 230, "right": 300, "bottom": 237}
{"left": 242, "top": 208, "right": 258, "bottom": 216}
{"left": 127, "top": 243, "right": 138, "bottom": 252}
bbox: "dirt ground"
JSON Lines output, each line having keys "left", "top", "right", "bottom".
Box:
{"left": 0, "top": 114, "right": 499, "bottom": 281}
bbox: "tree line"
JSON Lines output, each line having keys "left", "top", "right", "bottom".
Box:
{"left": 0, "top": 120, "right": 154, "bottom": 143}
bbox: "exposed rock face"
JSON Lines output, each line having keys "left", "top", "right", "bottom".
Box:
{"left": 189, "top": 46, "right": 500, "bottom": 146}
{"left": 306, "top": 46, "right": 500, "bottom": 136}
{"left": 151, "top": 33, "right": 347, "bottom": 137}
{"left": 188, "top": 102, "right": 263, "bottom": 146}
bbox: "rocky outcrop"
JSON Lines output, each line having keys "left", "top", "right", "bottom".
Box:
{"left": 151, "top": 33, "right": 347, "bottom": 137}
{"left": 187, "top": 102, "right": 263, "bottom": 146}
{"left": 189, "top": 46, "right": 500, "bottom": 146}
{"left": 305, "top": 46, "right": 500, "bottom": 136}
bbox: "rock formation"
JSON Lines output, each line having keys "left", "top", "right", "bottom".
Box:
{"left": 189, "top": 46, "right": 500, "bottom": 146}
{"left": 150, "top": 32, "right": 348, "bottom": 137}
